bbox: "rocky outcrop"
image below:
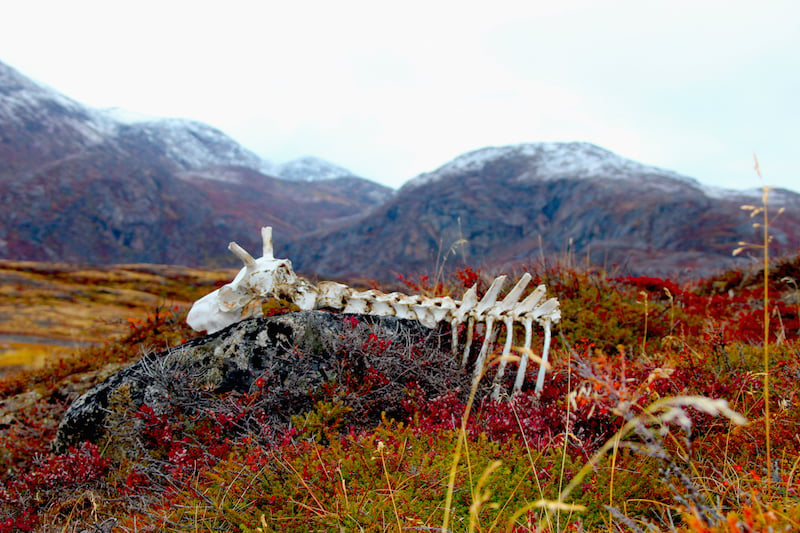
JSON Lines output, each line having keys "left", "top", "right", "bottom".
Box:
{"left": 53, "top": 311, "right": 466, "bottom": 454}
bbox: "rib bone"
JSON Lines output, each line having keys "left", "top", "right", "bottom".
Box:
{"left": 470, "top": 275, "right": 508, "bottom": 382}
{"left": 452, "top": 285, "right": 478, "bottom": 366}
{"left": 512, "top": 317, "right": 535, "bottom": 395}
{"left": 488, "top": 273, "right": 532, "bottom": 399}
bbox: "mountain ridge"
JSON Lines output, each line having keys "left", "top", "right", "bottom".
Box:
{"left": 285, "top": 142, "right": 800, "bottom": 281}
{"left": 0, "top": 59, "right": 391, "bottom": 266}
{"left": 402, "top": 142, "right": 686, "bottom": 189}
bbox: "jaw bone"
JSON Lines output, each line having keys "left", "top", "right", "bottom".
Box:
{"left": 186, "top": 227, "right": 561, "bottom": 400}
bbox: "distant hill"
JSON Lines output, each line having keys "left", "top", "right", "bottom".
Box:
{"left": 285, "top": 142, "right": 800, "bottom": 281}
{"left": 0, "top": 60, "right": 391, "bottom": 266}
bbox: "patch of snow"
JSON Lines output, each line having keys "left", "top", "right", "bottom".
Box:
{"left": 276, "top": 156, "right": 357, "bottom": 181}
{"left": 122, "top": 118, "right": 275, "bottom": 173}
{"left": 0, "top": 70, "right": 114, "bottom": 145}
{"left": 703, "top": 183, "right": 798, "bottom": 205}
{"left": 1, "top": 61, "right": 122, "bottom": 142}
{"left": 697, "top": 184, "right": 800, "bottom": 207}
{"left": 700, "top": 184, "right": 757, "bottom": 201}
{"left": 102, "top": 107, "right": 162, "bottom": 124}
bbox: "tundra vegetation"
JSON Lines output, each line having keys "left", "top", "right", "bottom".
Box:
{"left": 1, "top": 246, "right": 799, "bottom": 531}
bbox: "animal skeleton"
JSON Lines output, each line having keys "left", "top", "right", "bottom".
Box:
{"left": 187, "top": 227, "right": 561, "bottom": 398}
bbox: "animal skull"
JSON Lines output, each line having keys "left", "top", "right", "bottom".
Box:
{"left": 186, "top": 227, "right": 318, "bottom": 333}
{"left": 187, "top": 227, "right": 561, "bottom": 397}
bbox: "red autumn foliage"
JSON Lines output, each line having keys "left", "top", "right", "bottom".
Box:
{"left": 1, "top": 255, "right": 799, "bottom": 530}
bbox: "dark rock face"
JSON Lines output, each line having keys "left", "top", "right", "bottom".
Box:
{"left": 53, "top": 311, "right": 466, "bottom": 454}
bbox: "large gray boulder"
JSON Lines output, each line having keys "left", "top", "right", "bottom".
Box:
{"left": 53, "top": 310, "right": 469, "bottom": 453}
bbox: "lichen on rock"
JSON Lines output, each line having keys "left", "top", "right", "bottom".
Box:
{"left": 53, "top": 310, "right": 467, "bottom": 454}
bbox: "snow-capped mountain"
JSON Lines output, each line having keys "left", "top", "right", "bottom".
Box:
{"left": 0, "top": 60, "right": 391, "bottom": 266}
{"left": 3, "top": 59, "right": 799, "bottom": 279}
{"left": 405, "top": 142, "right": 704, "bottom": 194}
{"left": 0, "top": 62, "right": 276, "bottom": 176}
{"left": 285, "top": 141, "right": 800, "bottom": 281}
{"left": 403, "top": 141, "right": 789, "bottom": 204}
{"left": 109, "top": 112, "right": 276, "bottom": 175}
{"left": 0, "top": 62, "right": 112, "bottom": 171}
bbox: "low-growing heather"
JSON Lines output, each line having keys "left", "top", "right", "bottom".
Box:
{"left": 1, "top": 253, "right": 799, "bottom": 531}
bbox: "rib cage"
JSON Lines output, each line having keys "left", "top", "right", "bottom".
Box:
{"left": 187, "top": 227, "right": 561, "bottom": 399}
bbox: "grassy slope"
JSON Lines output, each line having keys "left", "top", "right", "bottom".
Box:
{"left": 0, "top": 256, "right": 799, "bottom": 532}
{"left": 0, "top": 260, "right": 235, "bottom": 374}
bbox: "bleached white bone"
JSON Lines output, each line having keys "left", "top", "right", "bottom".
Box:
{"left": 371, "top": 292, "right": 399, "bottom": 316}
{"left": 472, "top": 275, "right": 508, "bottom": 319}
{"left": 492, "top": 273, "right": 532, "bottom": 317}
{"left": 516, "top": 284, "right": 547, "bottom": 315}
{"left": 489, "top": 273, "right": 532, "bottom": 399}
{"left": 470, "top": 275, "right": 508, "bottom": 382}
{"left": 316, "top": 281, "right": 351, "bottom": 309}
{"left": 490, "top": 315, "right": 517, "bottom": 400}
{"left": 186, "top": 229, "right": 309, "bottom": 332}
{"left": 413, "top": 296, "right": 457, "bottom": 329}
{"left": 187, "top": 291, "right": 250, "bottom": 334}
{"left": 529, "top": 297, "right": 560, "bottom": 324}
{"left": 229, "top": 241, "right": 256, "bottom": 266}
{"left": 534, "top": 319, "right": 553, "bottom": 394}
{"left": 521, "top": 297, "right": 560, "bottom": 395}
{"left": 261, "top": 226, "right": 274, "bottom": 258}
{"left": 389, "top": 294, "right": 420, "bottom": 321}
{"left": 460, "top": 317, "right": 475, "bottom": 368}
{"left": 452, "top": 285, "right": 478, "bottom": 365}
{"left": 512, "top": 317, "right": 535, "bottom": 395}
{"left": 507, "top": 284, "right": 547, "bottom": 396}
{"left": 343, "top": 289, "right": 380, "bottom": 314}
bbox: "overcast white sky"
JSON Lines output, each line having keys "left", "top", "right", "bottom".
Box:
{"left": 2, "top": 0, "right": 798, "bottom": 191}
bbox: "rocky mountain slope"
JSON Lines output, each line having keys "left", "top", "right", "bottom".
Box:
{"left": 0, "top": 60, "right": 390, "bottom": 266}
{"left": 3, "top": 59, "right": 798, "bottom": 281}
{"left": 285, "top": 143, "right": 800, "bottom": 281}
